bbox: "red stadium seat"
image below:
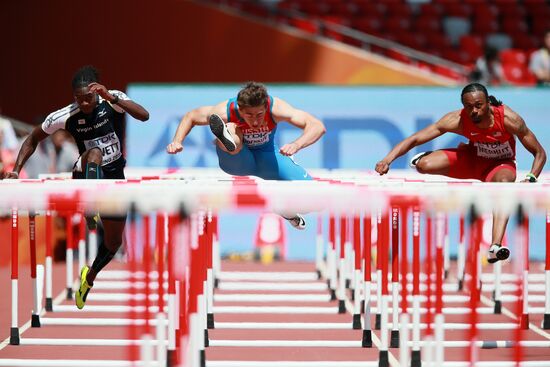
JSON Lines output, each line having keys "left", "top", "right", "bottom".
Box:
{"left": 459, "top": 35, "right": 483, "bottom": 60}
{"left": 384, "top": 17, "right": 412, "bottom": 33}
{"left": 351, "top": 16, "right": 383, "bottom": 36}
{"left": 471, "top": 18, "right": 500, "bottom": 36}
{"left": 502, "top": 62, "right": 537, "bottom": 85}
{"left": 425, "top": 33, "right": 453, "bottom": 51}
{"left": 511, "top": 34, "right": 539, "bottom": 50}
{"left": 395, "top": 33, "right": 427, "bottom": 50}
{"left": 500, "top": 49, "right": 528, "bottom": 65}
{"left": 289, "top": 18, "right": 319, "bottom": 34}
{"left": 443, "top": 3, "right": 473, "bottom": 18}
{"left": 414, "top": 16, "right": 441, "bottom": 33}
{"left": 418, "top": 3, "right": 444, "bottom": 17}
{"left": 385, "top": 2, "right": 413, "bottom": 18}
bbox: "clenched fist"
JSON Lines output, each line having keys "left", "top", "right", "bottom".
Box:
{"left": 166, "top": 142, "right": 183, "bottom": 154}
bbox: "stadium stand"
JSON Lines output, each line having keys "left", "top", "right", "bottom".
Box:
{"left": 208, "top": 0, "right": 550, "bottom": 86}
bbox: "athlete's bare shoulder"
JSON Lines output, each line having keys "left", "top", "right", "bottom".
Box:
{"left": 436, "top": 109, "right": 462, "bottom": 133}
{"left": 502, "top": 105, "right": 527, "bottom": 135}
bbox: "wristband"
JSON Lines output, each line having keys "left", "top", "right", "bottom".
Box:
{"left": 111, "top": 95, "right": 120, "bottom": 104}
{"left": 525, "top": 173, "right": 537, "bottom": 183}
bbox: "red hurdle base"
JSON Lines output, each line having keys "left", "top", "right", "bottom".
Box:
{"left": 520, "top": 314, "right": 529, "bottom": 330}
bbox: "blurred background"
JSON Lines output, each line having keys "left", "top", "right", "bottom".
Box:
{"left": 1, "top": 0, "right": 549, "bottom": 263}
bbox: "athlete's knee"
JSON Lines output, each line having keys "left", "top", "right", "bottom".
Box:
{"left": 415, "top": 155, "right": 435, "bottom": 174}
{"left": 491, "top": 171, "right": 516, "bottom": 182}
{"left": 85, "top": 148, "right": 103, "bottom": 164}
{"left": 217, "top": 140, "right": 241, "bottom": 155}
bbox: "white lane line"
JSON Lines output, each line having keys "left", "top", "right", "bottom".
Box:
{"left": 0, "top": 286, "right": 67, "bottom": 351}
{"left": 207, "top": 362, "right": 378, "bottom": 367}
{"left": 39, "top": 317, "right": 168, "bottom": 326}
{"left": 214, "top": 294, "right": 331, "bottom": 302}
{"left": 215, "top": 322, "right": 351, "bottom": 329}
{"left": 0, "top": 359, "right": 146, "bottom": 366}
{"left": 344, "top": 298, "right": 400, "bottom": 367}
{"left": 52, "top": 304, "right": 166, "bottom": 313}
{"left": 480, "top": 294, "right": 550, "bottom": 340}
{"left": 208, "top": 339, "right": 550, "bottom": 348}
{"left": 209, "top": 340, "right": 361, "bottom": 347}
{"left": 19, "top": 338, "right": 167, "bottom": 346}
{"left": 218, "top": 282, "right": 328, "bottom": 291}
{"left": 213, "top": 322, "right": 520, "bottom": 330}
{"left": 213, "top": 306, "right": 339, "bottom": 314}
{"left": 212, "top": 305, "right": 548, "bottom": 315}
{"left": 217, "top": 272, "right": 319, "bottom": 281}
{"left": 205, "top": 361, "right": 550, "bottom": 367}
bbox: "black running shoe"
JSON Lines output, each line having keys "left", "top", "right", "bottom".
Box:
{"left": 209, "top": 114, "right": 236, "bottom": 152}
{"left": 487, "top": 243, "right": 510, "bottom": 264}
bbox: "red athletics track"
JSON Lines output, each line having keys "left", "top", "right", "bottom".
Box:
{"left": 0, "top": 262, "right": 139, "bottom": 364}
{"left": 2, "top": 260, "right": 550, "bottom": 365}
{"left": 207, "top": 260, "right": 550, "bottom": 366}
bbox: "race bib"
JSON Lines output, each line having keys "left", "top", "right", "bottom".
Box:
{"left": 83, "top": 132, "right": 122, "bottom": 165}
{"left": 243, "top": 131, "right": 270, "bottom": 147}
{"left": 474, "top": 141, "right": 514, "bottom": 159}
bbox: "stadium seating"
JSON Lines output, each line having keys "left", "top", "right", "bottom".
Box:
{"left": 213, "top": 0, "right": 550, "bottom": 85}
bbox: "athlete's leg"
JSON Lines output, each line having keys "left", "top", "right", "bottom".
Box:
{"left": 75, "top": 163, "right": 126, "bottom": 309}
{"left": 216, "top": 144, "right": 258, "bottom": 176}
{"left": 85, "top": 218, "right": 125, "bottom": 285}
{"left": 254, "top": 150, "right": 312, "bottom": 181}
{"left": 413, "top": 151, "right": 452, "bottom": 176}
{"left": 486, "top": 165, "right": 516, "bottom": 263}
{"left": 254, "top": 150, "right": 311, "bottom": 229}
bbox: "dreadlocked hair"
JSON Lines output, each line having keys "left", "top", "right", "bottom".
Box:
{"left": 461, "top": 82, "right": 502, "bottom": 106}
{"left": 72, "top": 65, "right": 99, "bottom": 90}
{"left": 237, "top": 81, "right": 268, "bottom": 108}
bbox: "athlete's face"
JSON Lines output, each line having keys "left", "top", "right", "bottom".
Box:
{"left": 239, "top": 105, "right": 267, "bottom": 128}
{"left": 461, "top": 91, "right": 489, "bottom": 124}
{"left": 74, "top": 86, "right": 97, "bottom": 114}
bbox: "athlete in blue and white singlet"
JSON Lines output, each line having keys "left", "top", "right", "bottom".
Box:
{"left": 167, "top": 81, "right": 326, "bottom": 228}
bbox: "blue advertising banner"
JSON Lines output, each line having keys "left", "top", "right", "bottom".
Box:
{"left": 126, "top": 85, "right": 549, "bottom": 261}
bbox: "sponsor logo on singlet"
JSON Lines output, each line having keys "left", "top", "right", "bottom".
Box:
{"left": 473, "top": 141, "right": 514, "bottom": 159}
{"left": 242, "top": 126, "right": 272, "bottom": 147}
{"left": 83, "top": 132, "right": 122, "bottom": 165}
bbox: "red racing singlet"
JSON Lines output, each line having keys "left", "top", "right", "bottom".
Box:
{"left": 460, "top": 105, "right": 516, "bottom": 160}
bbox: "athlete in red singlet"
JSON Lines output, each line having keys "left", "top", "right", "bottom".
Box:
{"left": 375, "top": 83, "right": 546, "bottom": 263}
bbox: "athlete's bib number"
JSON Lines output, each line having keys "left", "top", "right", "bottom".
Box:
{"left": 84, "top": 133, "right": 122, "bottom": 165}
{"left": 474, "top": 141, "right": 514, "bottom": 159}
{"left": 244, "top": 132, "right": 270, "bottom": 147}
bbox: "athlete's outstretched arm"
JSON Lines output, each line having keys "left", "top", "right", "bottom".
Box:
{"left": 503, "top": 107, "right": 546, "bottom": 179}
{"left": 272, "top": 98, "right": 326, "bottom": 156}
{"left": 88, "top": 83, "right": 149, "bottom": 121}
{"left": 2, "top": 125, "right": 49, "bottom": 178}
{"left": 166, "top": 106, "right": 214, "bottom": 154}
{"left": 375, "top": 111, "right": 460, "bottom": 175}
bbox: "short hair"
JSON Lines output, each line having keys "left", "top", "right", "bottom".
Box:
{"left": 72, "top": 65, "right": 99, "bottom": 90}
{"left": 237, "top": 82, "right": 268, "bottom": 108}
{"left": 460, "top": 83, "right": 502, "bottom": 106}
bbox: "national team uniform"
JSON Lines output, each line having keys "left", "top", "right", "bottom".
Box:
{"left": 42, "top": 90, "right": 130, "bottom": 180}
{"left": 441, "top": 105, "right": 516, "bottom": 182}
{"left": 216, "top": 96, "right": 312, "bottom": 181}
